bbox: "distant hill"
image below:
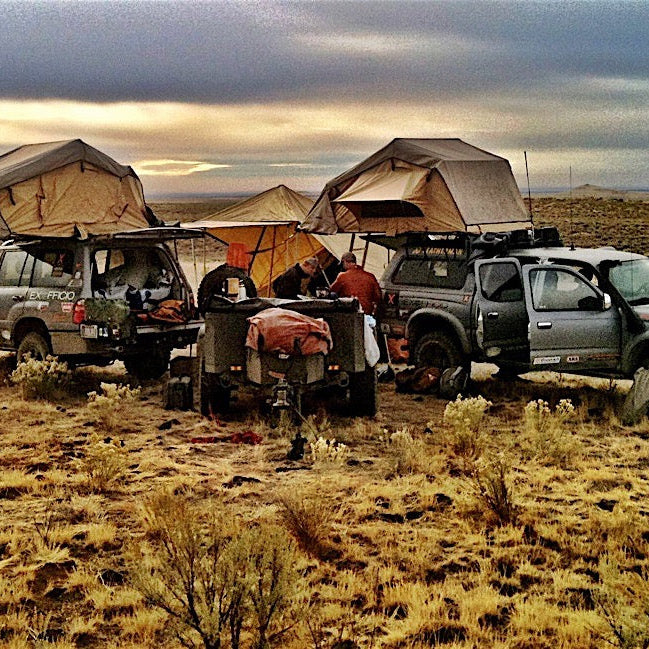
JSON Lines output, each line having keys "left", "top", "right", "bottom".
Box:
{"left": 541, "top": 184, "right": 649, "bottom": 200}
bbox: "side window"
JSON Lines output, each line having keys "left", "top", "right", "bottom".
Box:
{"left": 392, "top": 258, "right": 467, "bottom": 289}
{"left": 31, "top": 250, "right": 75, "bottom": 288}
{"left": 530, "top": 268, "right": 599, "bottom": 311}
{"left": 479, "top": 262, "right": 523, "bottom": 302}
{"left": 0, "top": 250, "right": 30, "bottom": 287}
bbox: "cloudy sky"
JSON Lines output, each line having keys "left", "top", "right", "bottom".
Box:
{"left": 1, "top": 0, "right": 648, "bottom": 197}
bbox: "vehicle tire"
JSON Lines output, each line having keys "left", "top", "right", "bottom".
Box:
{"left": 198, "top": 264, "right": 257, "bottom": 314}
{"left": 494, "top": 365, "right": 521, "bottom": 381}
{"left": 124, "top": 348, "right": 171, "bottom": 380}
{"left": 17, "top": 332, "right": 51, "bottom": 363}
{"left": 348, "top": 364, "right": 378, "bottom": 417}
{"left": 199, "top": 364, "right": 230, "bottom": 416}
{"left": 412, "top": 331, "right": 464, "bottom": 370}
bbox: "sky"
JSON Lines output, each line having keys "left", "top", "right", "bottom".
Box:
{"left": 1, "top": 0, "right": 649, "bottom": 198}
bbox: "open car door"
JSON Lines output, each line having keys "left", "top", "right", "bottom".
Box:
{"left": 474, "top": 258, "right": 529, "bottom": 360}
{"left": 522, "top": 264, "right": 621, "bottom": 372}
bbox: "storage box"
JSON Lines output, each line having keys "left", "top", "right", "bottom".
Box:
{"left": 246, "top": 348, "right": 324, "bottom": 386}
{"left": 166, "top": 376, "right": 193, "bottom": 410}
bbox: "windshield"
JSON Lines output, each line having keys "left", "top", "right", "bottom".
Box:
{"left": 608, "top": 259, "right": 649, "bottom": 305}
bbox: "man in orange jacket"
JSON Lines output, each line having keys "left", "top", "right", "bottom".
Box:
{"left": 330, "top": 251, "right": 382, "bottom": 315}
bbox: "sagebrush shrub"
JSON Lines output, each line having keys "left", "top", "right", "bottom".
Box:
{"left": 276, "top": 492, "right": 335, "bottom": 558}
{"left": 470, "top": 453, "right": 517, "bottom": 526}
{"left": 388, "top": 427, "right": 427, "bottom": 475}
{"left": 131, "top": 492, "right": 304, "bottom": 649}
{"left": 87, "top": 382, "right": 140, "bottom": 432}
{"left": 10, "top": 354, "right": 71, "bottom": 400}
{"left": 442, "top": 394, "right": 492, "bottom": 458}
{"left": 76, "top": 433, "right": 129, "bottom": 492}
{"left": 310, "top": 436, "right": 349, "bottom": 465}
{"left": 523, "top": 398, "right": 579, "bottom": 467}
{"left": 595, "top": 554, "right": 649, "bottom": 648}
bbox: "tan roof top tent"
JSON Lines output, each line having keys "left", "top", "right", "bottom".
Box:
{"left": 300, "top": 138, "right": 531, "bottom": 235}
{"left": 182, "top": 185, "right": 390, "bottom": 295}
{"left": 0, "top": 139, "right": 156, "bottom": 238}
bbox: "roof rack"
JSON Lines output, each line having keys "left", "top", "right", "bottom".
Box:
{"left": 366, "top": 226, "right": 563, "bottom": 257}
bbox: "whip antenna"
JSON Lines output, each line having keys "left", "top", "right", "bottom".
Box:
{"left": 524, "top": 151, "right": 534, "bottom": 237}
{"left": 569, "top": 166, "right": 575, "bottom": 249}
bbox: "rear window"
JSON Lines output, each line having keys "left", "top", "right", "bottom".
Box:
{"left": 392, "top": 257, "right": 467, "bottom": 289}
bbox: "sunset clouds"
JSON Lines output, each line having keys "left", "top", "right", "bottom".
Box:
{"left": 2, "top": 1, "right": 648, "bottom": 196}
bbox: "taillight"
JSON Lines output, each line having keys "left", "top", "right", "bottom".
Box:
{"left": 73, "top": 299, "right": 86, "bottom": 324}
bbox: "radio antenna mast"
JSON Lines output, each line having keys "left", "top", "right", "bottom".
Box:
{"left": 524, "top": 151, "right": 534, "bottom": 235}
{"left": 569, "top": 165, "right": 575, "bottom": 249}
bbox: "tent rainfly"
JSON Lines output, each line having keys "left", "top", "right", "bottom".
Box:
{"left": 183, "top": 185, "right": 390, "bottom": 296}
{"left": 300, "top": 138, "right": 531, "bottom": 235}
{"left": 0, "top": 139, "right": 156, "bottom": 238}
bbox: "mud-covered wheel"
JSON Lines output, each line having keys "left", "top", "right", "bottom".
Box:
{"left": 17, "top": 332, "right": 51, "bottom": 363}
{"left": 412, "top": 331, "right": 464, "bottom": 370}
{"left": 199, "top": 365, "right": 230, "bottom": 416}
{"left": 198, "top": 264, "right": 257, "bottom": 314}
{"left": 124, "top": 348, "right": 170, "bottom": 380}
{"left": 348, "top": 364, "right": 378, "bottom": 417}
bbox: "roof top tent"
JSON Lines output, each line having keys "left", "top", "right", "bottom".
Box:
{"left": 0, "top": 139, "right": 158, "bottom": 239}
{"left": 182, "top": 184, "right": 390, "bottom": 296}
{"left": 300, "top": 138, "right": 532, "bottom": 236}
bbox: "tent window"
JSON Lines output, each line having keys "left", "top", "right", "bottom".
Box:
{"left": 350, "top": 201, "right": 424, "bottom": 219}
{"left": 392, "top": 257, "right": 467, "bottom": 289}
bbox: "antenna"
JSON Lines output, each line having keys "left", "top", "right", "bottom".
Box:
{"left": 524, "top": 151, "right": 534, "bottom": 237}
{"left": 569, "top": 166, "right": 575, "bottom": 250}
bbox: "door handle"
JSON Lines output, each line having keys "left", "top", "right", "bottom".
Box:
{"left": 537, "top": 321, "right": 552, "bottom": 329}
{"left": 12, "top": 295, "right": 24, "bottom": 302}
{"left": 487, "top": 312, "right": 499, "bottom": 319}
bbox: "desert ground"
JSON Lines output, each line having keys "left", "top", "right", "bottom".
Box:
{"left": 2, "top": 194, "right": 649, "bottom": 649}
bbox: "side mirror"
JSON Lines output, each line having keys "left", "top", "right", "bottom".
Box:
{"left": 603, "top": 293, "right": 612, "bottom": 310}
{"left": 577, "top": 295, "right": 602, "bottom": 311}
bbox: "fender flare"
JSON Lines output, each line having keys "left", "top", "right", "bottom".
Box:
{"left": 405, "top": 308, "right": 471, "bottom": 356}
{"left": 12, "top": 317, "right": 50, "bottom": 349}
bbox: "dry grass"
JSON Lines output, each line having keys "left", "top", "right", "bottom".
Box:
{"left": 2, "top": 198, "right": 649, "bottom": 647}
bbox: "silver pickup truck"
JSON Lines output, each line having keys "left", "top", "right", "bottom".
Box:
{"left": 378, "top": 227, "right": 649, "bottom": 379}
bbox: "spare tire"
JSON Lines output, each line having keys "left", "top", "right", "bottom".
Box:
{"left": 198, "top": 264, "right": 257, "bottom": 314}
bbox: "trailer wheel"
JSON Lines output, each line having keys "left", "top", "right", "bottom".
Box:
{"left": 199, "top": 366, "right": 230, "bottom": 416}
{"left": 348, "top": 364, "right": 378, "bottom": 417}
{"left": 124, "top": 348, "right": 170, "bottom": 380}
{"left": 412, "top": 331, "right": 464, "bottom": 370}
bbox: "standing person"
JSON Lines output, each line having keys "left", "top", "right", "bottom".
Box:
{"left": 330, "top": 251, "right": 382, "bottom": 315}
{"left": 272, "top": 257, "right": 319, "bottom": 299}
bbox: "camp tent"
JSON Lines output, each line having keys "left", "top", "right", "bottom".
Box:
{"left": 300, "top": 138, "right": 531, "bottom": 235}
{"left": 183, "top": 185, "right": 390, "bottom": 296}
{"left": 0, "top": 139, "right": 155, "bottom": 238}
